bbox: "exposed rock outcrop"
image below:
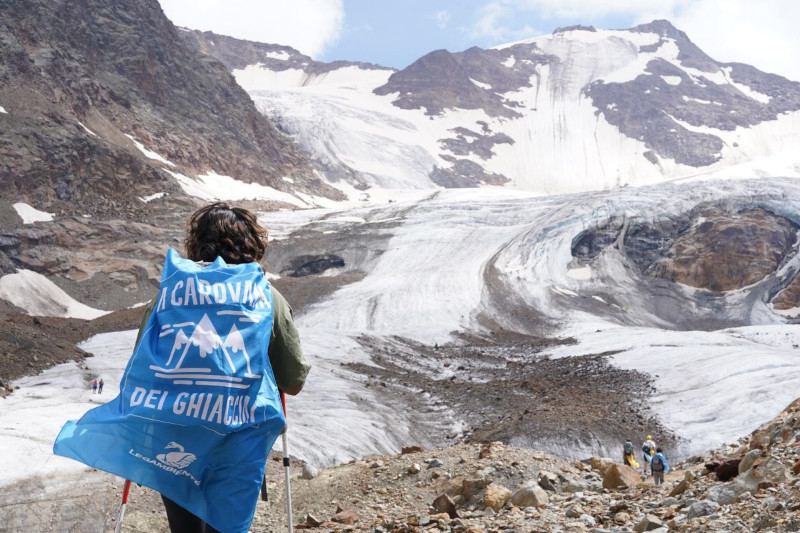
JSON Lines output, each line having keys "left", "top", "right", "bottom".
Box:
{"left": 647, "top": 208, "right": 797, "bottom": 291}
{"left": 586, "top": 20, "right": 800, "bottom": 167}
{"left": 0, "top": 0, "right": 327, "bottom": 219}
{"left": 573, "top": 205, "right": 799, "bottom": 294}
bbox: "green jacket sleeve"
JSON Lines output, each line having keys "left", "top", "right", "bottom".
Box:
{"left": 268, "top": 287, "right": 310, "bottom": 390}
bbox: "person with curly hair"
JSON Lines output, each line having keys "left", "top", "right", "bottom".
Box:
{"left": 144, "top": 202, "right": 310, "bottom": 532}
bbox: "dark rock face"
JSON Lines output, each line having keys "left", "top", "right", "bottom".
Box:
{"left": 180, "top": 30, "right": 388, "bottom": 78}
{"left": 281, "top": 254, "right": 345, "bottom": 278}
{"left": 707, "top": 457, "right": 742, "bottom": 481}
{"left": 773, "top": 273, "right": 800, "bottom": 311}
{"left": 573, "top": 206, "right": 798, "bottom": 293}
{"left": 0, "top": 0, "right": 326, "bottom": 218}
{"left": 586, "top": 20, "right": 800, "bottom": 167}
{"left": 648, "top": 208, "right": 797, "bottom": 291}
{"left": 370, "top": 41, "right": 546, "bottom": 188}
{"left": 553, "top": 25, "right": 596, "bottom": 34}
{"left": 440, "top": 127, "right": 514, "bottom": 160}
{"left": 430, "top": 158, "right": 509, "bottom": 187}
{"left": 373, "top": 45, "right": 550, "bottom": 118}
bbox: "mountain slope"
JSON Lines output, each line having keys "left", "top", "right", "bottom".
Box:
{"left": 0, "top": 0, "right": 333, "bottom": 218}
{"left": 193, "top": 20, "right": 800, "bottom": 195}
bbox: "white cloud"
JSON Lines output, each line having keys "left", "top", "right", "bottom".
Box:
{"left": 433, "top": 10, "right": 451, "bottom": 29}
{"left": 157, "top": 0, "right": 344, "bottom": 58}
{"left": 506, "top": 0, "right": 679, "bottom": 20}
{"left": 470, "top": 2, "right": 543, "bottom": 42}
{"left": 469, "top": 0, "right": 800, "bottom": 81}
{"left": 668, "top": 0, "right": 800, "bottom": 80}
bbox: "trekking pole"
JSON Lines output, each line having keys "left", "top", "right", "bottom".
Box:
{"left": 113, "top": 479, "right": 132, "bottom": 533}
{"left": 281, "top": 392, "right": 294, "bottom": 533}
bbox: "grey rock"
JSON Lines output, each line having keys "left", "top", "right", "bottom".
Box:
{"left": 686, "top": 499, "right": 720, "bottom": 519}
{"left": 510, "top": 484, "right": 549, "bottom": 508}
{"left": 633, "top": 513, "right": 665, "bottom": 532}
{"left": 538, "top": 471, "right": 558, "bottom": 492}
{"left": 738, "top": 448, "right": 763, "bottom": 474}
{"left": 301, "top": 463, "right": 318, "bottom": 480}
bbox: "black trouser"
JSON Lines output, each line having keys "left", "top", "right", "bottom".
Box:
{"left": 161, "top": 495, "right": 221, "bottom": 533}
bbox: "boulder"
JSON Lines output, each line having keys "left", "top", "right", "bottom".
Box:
{"left": 510, "top": 484, "right": 549, "bottom": 508}
{"left": 483, "top": 483, "right": 511, "bottom": 512}
{"left": 669, "top": 478, "right": 690, "bottom": 497}
{"left": 708, "top": 458, "right": 788, "bottom": 505}
{"left": 738, "top": 457, "right": 787, "bottom": 491}
{"left": 565, "top": 504, "right": 584, "bottom": 518}
{"left": 634, "top": 514, "right": 666, "bottom": 532}
{"left": 304, "top": 514, "right": 322, "bottom": 527}
{"left": 707, "top": 480, "right": 749, "bottom": 505}
{"left": 331, "top": 508, "right": 359, "bottom": 525}
{"left": 538, "top": 471, "right": 558, "bottom": 492}
{"left": 589, "top": 456, "right": 615, "bottom": 475}
{"left": 401, "top": 445, "right": 424, "bottom": 454}
{"left": 435, "top": 476, "right": 464, "bottom": 497}
{"left": 602, "top": 464, "right": 640, "bottom": 490}
{"left": 714, "top": 458, "right": 742, "bottom": 481}
{"left": 431, "top": 493, "right": 458, "bottom": 519}
{"left": 426, "top": 458, "right": 444, "bottom": 468}
{"left": 738, "top": 449, "right": 763, "bottom": 474}
{"left": 462, "top": 478, "right": 490, "bottom": 500}
{"left": 686, "top": 499, "right": 720, "bottom": 519}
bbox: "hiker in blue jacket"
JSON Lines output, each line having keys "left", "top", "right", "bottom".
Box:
{"left": 651, "top": 447, "right": 670, "bottom": 485}
{"left": 156, "top": 203, "right": 310, "bottom": 533}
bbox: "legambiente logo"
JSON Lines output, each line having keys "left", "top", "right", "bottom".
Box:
{"left": 129, "top": 441, "right": 201, "bottom": 486}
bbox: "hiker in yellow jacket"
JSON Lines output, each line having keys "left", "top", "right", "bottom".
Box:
{"left": 623, "top": 440, "right": 639, "bottom": 468}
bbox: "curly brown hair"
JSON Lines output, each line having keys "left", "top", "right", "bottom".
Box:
{"left": 184, "top": 202, "right": 268, "bottom": 265}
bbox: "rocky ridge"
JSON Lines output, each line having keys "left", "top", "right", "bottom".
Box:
{"left": 0, "top": 0, "right": 331, "bottom": 220}
{"left": 587, "top": 20, "right": 800, "bottom": 167}
{"left": 180, "top": 30, "right": 388, "bottom": 78}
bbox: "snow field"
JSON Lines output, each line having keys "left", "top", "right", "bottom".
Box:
{"left": 12, "top": 202, "right": 54, "bottom": 224}
{"left": 546, "top": 324, "right": 800, "bottom": 457}
{"left": 0, "top": 331, "right": 135, "bottom": 484}
{"left": 0, "top": 270, "right": 108, "bottom": 319}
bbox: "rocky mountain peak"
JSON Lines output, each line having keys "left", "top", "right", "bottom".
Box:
{"left": 373, "top": 49, "right": 514, "bottom": 117}
{"left": 552, "top": 24, "right": 597, "bottom": 34}
{"left": 631, "top": 19, "right": 685, "bottom": 39}
{"left": 0, "top": 0, "right": 332, "bottom": 218}
{"left": 180, "top": 29, "right": 390, "bottom": 79}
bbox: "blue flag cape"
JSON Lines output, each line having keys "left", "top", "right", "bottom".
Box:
{"left": 54, "top": 249, "right": 285, "bottom": 533}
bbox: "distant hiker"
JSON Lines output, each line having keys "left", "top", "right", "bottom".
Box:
{"left": 91, "top": 379, "right": 97, "bottom": 394}
{"left": 651, "top": 447, "right": 670, "bottom": 485}
{"left": 98, "top": 378, "right": 104, "bottom": 394}
{"left": 55, "top": 203, "right": 310, "bottom": 533}
{"left": 623, "top": 439, "right": 639, "bottom": 469}
{"left": 642, "top": 435, "right": 656, "bottom": 474}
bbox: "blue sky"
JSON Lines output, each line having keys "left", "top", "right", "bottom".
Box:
{"left": 158, "top": 0, "right": 800, "bottom": 80}
{"left": 320, "top": 1, "right": 637, "bottom": 68}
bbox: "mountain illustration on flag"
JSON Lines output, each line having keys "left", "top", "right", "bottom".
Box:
{"left": 151, "top": 313, "right": 262, "bottom": 389}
